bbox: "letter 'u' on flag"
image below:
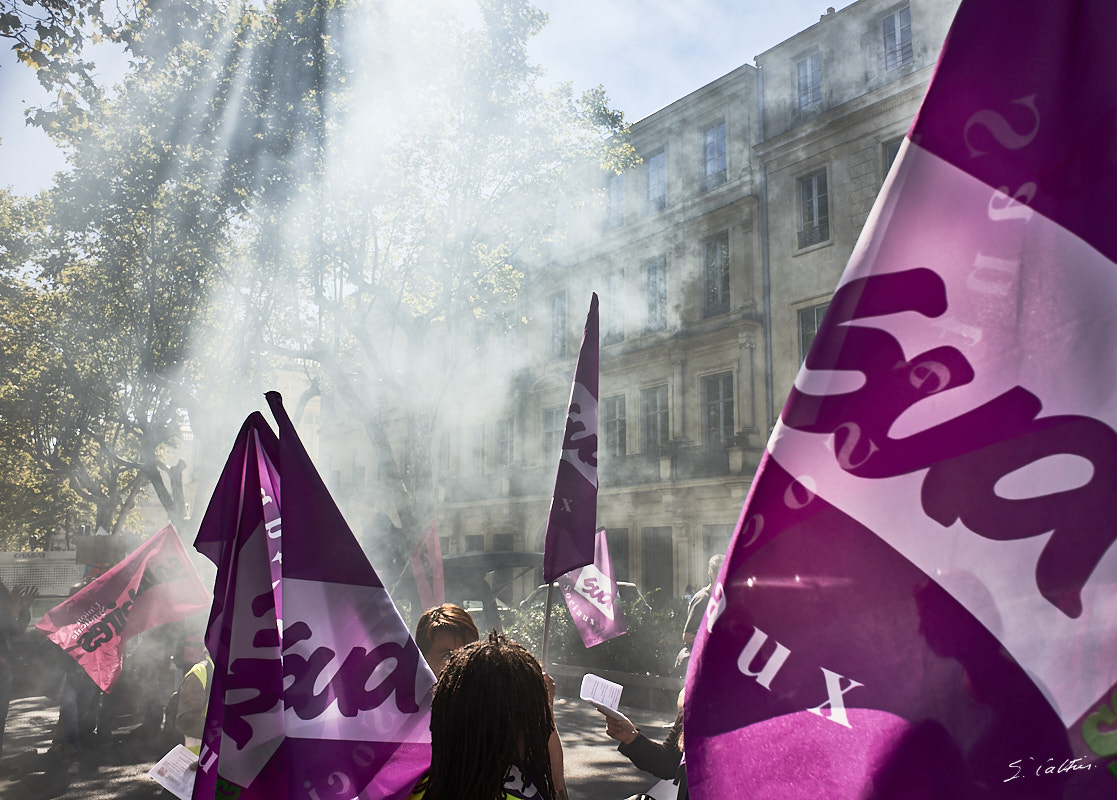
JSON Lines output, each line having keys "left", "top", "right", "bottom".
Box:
{"left": 686, "top": 2, "right": 1117, "bottom": 799}
{"left": 35, "top": 524, "right": 208, "bottom": 692}
{"left": 410, "top": 522, "right": 445, "bottom": 612}
{"left": 557, "top": 528, "right": 627, "bottom": 648}
{"left": 543, "top": 293, "right": 599, "bottom": 583}
{"left": 191, "top": 395, "right": 435, "bottom": 800}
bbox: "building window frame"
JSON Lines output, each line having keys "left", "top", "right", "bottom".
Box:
{"left": 645, "top": 255, "right": 667, "bottom": 333}
{"left": 702, "top": 371, "right": 735, "bottom": 445}
{"left": 496, "top": 417, "right": 514, "bottom": 467}
{"left": 703, "top": 231, "right": 730, "bottom": 317}
{"left": 702, "top": 120, "right": 727, "bottom": 190}
{"left": 549, "top": 291, "right": 567, "bottom": 359}
{"left": 602, "top": 393, "right": 627, "bottom": 458}
{"left": 645, "top": 150, "right": 666, "bottom": 212}
{"left": 796, "top": 51, "right": 822, "bottom": 110}
{"left": 543, "top": 405, "right": 565, "bottom": 460}
{"left": 607, "top": 172, "right": 625, "bottom": 228}
{"left": 642, "top": 384, "right": 670, "bottom": 454}
{"left": 882, "top": 5, "right": 913, "bottom": 70}
{"left": 797, "top": 168, "right": 830, "bottom": 249}
{"left": 882, "top": 136, "right": 904, "bottom": 181}
{"left": 603, "top": 270, "right": 625, "bottom": 345}
{"left": 798, "top": 301, "right": 831, "bottom": 362}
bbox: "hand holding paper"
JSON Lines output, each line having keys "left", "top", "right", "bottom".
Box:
{"left": 580, "top": 673, "right": 633, "bottom": 727}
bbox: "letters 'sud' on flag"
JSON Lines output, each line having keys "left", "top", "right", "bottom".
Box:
{"left": 36, "top": 524, "right": 207, "bottom": 692}
{"left": 557, "top": 528, "right": 627, "bottom": 648}
{"left": 543, "top": 292, "right": 599, "bottom": 582}
{"left": 687, "top": 2, "right": 1117, "bottom": 799}
{"left": 191, "top": 394, "right": 435, "bottom": 800}
{"left": 410, "top": 522, "right": 445, "bottom": 612}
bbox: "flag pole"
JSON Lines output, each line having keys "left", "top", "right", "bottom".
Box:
{"left": 541, "top": 582, "right": 556, "bottom": 670}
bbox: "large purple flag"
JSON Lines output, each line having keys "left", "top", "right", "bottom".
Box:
{"left": 557, "top": 528, "right": 627, "bottom": 648}
{"left": 192, "top": 395, "right": 435, "bottom": 800}
{"left": 543, "top": 293, "right": 600, "bottom": 582}
{"left": 687, "top": 3, "right": 1117, "bottom": 799}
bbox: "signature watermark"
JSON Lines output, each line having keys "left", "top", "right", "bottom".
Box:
{"left": 1004, "top": 756, "right": 1096, "bottom": 782}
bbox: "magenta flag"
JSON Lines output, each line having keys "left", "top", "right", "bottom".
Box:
{"left": 36, "top": 524, "right": 208, "bottom": 692}
{"left": 686, "top": 2, "right": 1117, "bottom": 799}
{"left": 191, "top": 396, "right": 435, "bottom": 800}
{"left": 557, "top": 528, "right": 627, "bottom": 648}
{"left": 410, "top": 522, "right": 445, "bottom": 612}
{"left": 543, "top": 293, "right": 599, "bottom": 582}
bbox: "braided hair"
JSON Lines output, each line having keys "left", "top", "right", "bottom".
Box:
{"left": 424, "top": 631, "right": 555, "bottom": 800}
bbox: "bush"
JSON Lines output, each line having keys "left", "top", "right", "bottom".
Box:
{"left": 502, "top": 589, "right": 688, "bottom": 678}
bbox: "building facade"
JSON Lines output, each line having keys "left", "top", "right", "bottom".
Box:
{"left": 319, "top": 0, "right": 962, "bottom": 606}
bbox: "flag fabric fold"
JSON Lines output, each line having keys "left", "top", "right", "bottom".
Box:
{"left": 410, "top": 522, "right": 445, "bottom": 612}
{"left": 557, "top": 528, "right": 627, "bottom": 648}
{"left": 192, "top": 396, "right": 435, "bottom": 800}
{"left": 35, "top": 524, "right": 208, "bottom": 692}
{"left": 543, "top": 292, "right": 600, "bottom": 583}
{"left": 686, "top": 2, "right": 1117, "bottom": 798}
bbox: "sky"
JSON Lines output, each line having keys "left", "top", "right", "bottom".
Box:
{"left": 0, "top": 0, "right": 852, "bottom": 197}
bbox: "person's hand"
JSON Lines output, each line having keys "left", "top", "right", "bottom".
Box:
{"left": 543, "top": 672, "right": 556, "bottom": 709}
{"left": 601, "top": 712, "right": 639, "bottom": 745}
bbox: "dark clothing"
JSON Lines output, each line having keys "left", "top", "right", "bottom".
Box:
{"left": 682, "top": 585, "right": 710, "bottom": 639}
{"left": 0, "top": 585, "right": 31, "bottom": 760}
{"left": 617, "top": 712, "right": 687, "bottom": 799}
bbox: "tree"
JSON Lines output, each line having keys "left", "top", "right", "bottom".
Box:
{"left": 235, "top": 0, "right": 637, "bottom": 568}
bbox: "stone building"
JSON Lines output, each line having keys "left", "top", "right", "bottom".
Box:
{"left": 319, "top": 0, "right": 962, "bottom": 606}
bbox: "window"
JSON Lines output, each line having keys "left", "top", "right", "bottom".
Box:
{"left": 602, "top": 394, "right": 627, "bottom": 457}
{"left": 352, "top": 465, "right": 365, "bottom": 488}
{"left": 703, "top": 372, "right": 735, "bottom": 445}
{"left": 798, "top": 302, "right": 831, "bottom": 362}
{"left": 702, "top": 121, "right": 727, "bottom": 189}
{"left": 641, "top": 526, "right": 674, "bottom": 594}
{"left": 645, "top": 256, "right": 667, "bottom": 332}
{"left": 882, "top": 137, "right": 904, "bottom": 178}
{"left": 471, "top": 424, "right": 486, "bottom": 471}
{"left": 465, "top": 534, "right": 485, "bottom": 552}
{"left": 797, "top": 52, "right": 821, "bottom": 109}
{"left": 642, "top": 384, "right": 670, "bottom": 453}
{"left": 607, "top": 172, "right": 625, "bottom": 227}
{"left": 549, "top": 291, "right": 566, "bottom": 358}
{"left": 493, "top": 533, "right": 514, "bottom": 551}
{"left": 603, "top": 271, "right": 625, "bottom": 345}
{"left": 606, "top": 528, "right": 630, "bottom": 582}
{"left": 543, "top": 406, "right": 565, "bottom": 459}
{"left": 703, "top": 232, "right": 730, "bottom": 316}
{"left": 438, "top": 431, "right": 451, "bottom": 472}
{"left": 883, "top": 6, "right": 913, "bottom": 70}
{"left": 646, "top": 151, "right": 666, "bottom": 212}
{"left": 702, "top": 524, "right": 734, "bottom": 565}
{"left": 496, "top": 417, "right": 514, "bottom": 466}
{"left": 798, "top": 169, "right": 829, "bottom": 248}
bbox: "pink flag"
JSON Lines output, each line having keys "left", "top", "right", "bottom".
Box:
{"left": 35, "top": 525, "right": 208, "bottom": 692}
{"left": 192, "top": 396, "right": 435, "bottom": 800}
{"left": 543, "top": 293, "right": 599, "bottom": 582}
{"left": 410, "top": 522, "right": 445, "bottom": 612}
{"left": 557, "top": 528, "right": 627, "bottom": 648}
{"left": 687, "top": 2, "right": 1117, "bottom": 798}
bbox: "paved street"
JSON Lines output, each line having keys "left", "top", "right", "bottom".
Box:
{"left": 0, "top": 688, "right": 678, "bottom": 799}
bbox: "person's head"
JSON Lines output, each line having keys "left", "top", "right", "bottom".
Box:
{"left": 426, "top": 632, "right": 555, "bottom": 800}
{"left": 707, "top": 554, "right": 725, "bottom": 586}
{"left": 415, "top": 603, "right": 480, "bottom": 676}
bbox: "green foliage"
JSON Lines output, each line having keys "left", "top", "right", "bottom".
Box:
{"left": 502, "top": 591, "right": 688, "bottom": 678}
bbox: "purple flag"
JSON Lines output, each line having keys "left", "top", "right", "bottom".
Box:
{"left": 557, "top": 528, "right": 627, "bottom": 648}
{"left": 543, "top": 293, "right": 599, "bottom": 583}
{"left": 687, "top": 3, "right": 1117, "bottom": 799}
{"left": 192, "top": 396, "right": 435, "bottom": 800}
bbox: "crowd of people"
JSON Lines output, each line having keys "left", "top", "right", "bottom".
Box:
{"left": 0, "top": 570, "right": 711, "bottom": 799}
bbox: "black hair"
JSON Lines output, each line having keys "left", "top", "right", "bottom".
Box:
{"left": 424, "top": 631, "right": 555, "bottom": 800}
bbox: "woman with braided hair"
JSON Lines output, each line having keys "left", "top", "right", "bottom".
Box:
{"left": 410, "top": 631, "right": 560, "bottom": 800}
